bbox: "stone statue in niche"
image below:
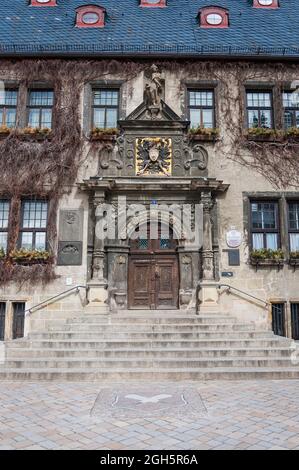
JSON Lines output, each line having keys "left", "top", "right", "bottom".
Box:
{"left": 144, "top": 64, "right": 164, "bottom": 119}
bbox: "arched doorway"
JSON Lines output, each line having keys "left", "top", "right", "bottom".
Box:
{"left": 128, "top": 223, "right": 179, "bottom": 309}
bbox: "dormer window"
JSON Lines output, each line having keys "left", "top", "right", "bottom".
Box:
{"left": 140, "top": 0, "right": 166, "bottom": 8}
{"left": 200, "top": 7, "right": 229, "bottom": 28}
{"left": 253, "top": 0, "right": 279, "bottom": 8}
{"left": 76, "top": 5, "right": 105, "bottom": 28}
{"left": 30, "top": 0, "right": 57, "bottom": 6}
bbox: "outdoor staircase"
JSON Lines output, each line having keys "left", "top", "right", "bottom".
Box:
{"left": 1, "top": 310, "right": 299, "bottom": 381}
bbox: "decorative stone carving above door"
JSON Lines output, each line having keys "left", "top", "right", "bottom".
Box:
{"left": 135, "top": 137, "right": 172, "bottom": 176}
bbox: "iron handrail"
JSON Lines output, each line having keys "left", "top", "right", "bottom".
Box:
{"left": 217, "top": 283, "right": 269, "bottom": 307}
{"left": 25, "top": 285, "right": 88, "bottom": 316}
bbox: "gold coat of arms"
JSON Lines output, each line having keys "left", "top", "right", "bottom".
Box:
{"left": 135, "top": 138, "right": 172, "bottom": 176}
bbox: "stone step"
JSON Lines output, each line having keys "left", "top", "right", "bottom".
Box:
{"left": 3, "top": 357, "right": 297, "bottom": 369}
{"left": 48, "top": 323, "right": 258, "bottom": 332}
{"left": 5, "top": 338, "right": 287, "bottom": 349}
{"left": 28, "top": 330, "right": 275, "bottom": 340}
{"left": 1, "top": 367, "right": 299, "bottom": 381}
{"left": 6, "top": 347, "right": 293, "bottom": 359}
{"left": 68, "top": 315, "right": 238, "bottom": 324}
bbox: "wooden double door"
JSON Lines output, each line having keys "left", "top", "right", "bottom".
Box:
{"left": 128, "top": 227, "right": 179, "bottom": 309}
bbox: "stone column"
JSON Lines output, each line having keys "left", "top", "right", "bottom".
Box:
{"left": 202, "top": 191, "right": 215, "bottom": 281}
{"left": 198, "top": 190, "right": 219, "bottom": 312}
{"left": 86, "top": 191, "right": 109, "bottom": 313}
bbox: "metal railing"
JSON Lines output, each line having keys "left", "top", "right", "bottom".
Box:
{"left": 217, "top": 283, "right": 269, "bottom": 308}
{"left": 25, "top": 285, "right": 88, "bottom": 316}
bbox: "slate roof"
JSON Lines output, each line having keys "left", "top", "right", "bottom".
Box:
{"left": 0, "top": 0, "right": 299, "bottom": 58}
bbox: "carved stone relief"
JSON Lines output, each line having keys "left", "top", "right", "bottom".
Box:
{"left": 184, "top": 144, "right": 208, "bottom": 171}
{"left": 135, "top": 137, "right": 172, "bottom": 176}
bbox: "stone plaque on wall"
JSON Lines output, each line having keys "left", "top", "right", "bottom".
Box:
{"left": 59, "top": 209, "right": 83, "bottom": 242}
{"left": 57, "top": 242, "right": 83, "bottom": 266}
{"left": 58, "top": 209, "right": 84, "bottom": 265}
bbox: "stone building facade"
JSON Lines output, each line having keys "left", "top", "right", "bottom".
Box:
{"left": 0, "top": 0, "right": 299, "bottom": 343}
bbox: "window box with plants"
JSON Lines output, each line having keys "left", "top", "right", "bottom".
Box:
{"left": 284, "top": 127, "right": 299, "bottom": 142}
{"left": 0, "top": 248, "right": 6, "bottom": 261}
{"left": 0, "top": 125, "right": 12, "bottom": 139}
{"left": 9, "top": 249, "right": 53, "bottom": 266}
{"left": 250, "top": 249, "right": 285, "bottom": 269}
{"left": 20, "top": 127, "right": 52, "bottom": 141}
{"left": 246, "top": 128, "right": 283, "bottom": 142}
{"left": 289, "top": 251, "right": 299, "bottom": 269}
{"left": 188, "top": 127, "right": 219, "bottom": 142}
{"left": 90, "top": 127, "right": 120, "bottom": 142}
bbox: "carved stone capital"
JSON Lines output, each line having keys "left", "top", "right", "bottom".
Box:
{"left": 201, "top": 191, "right": 213, "bottom": 213}
{"left": 92, "top": 249, "right": 106, "bottom": 282}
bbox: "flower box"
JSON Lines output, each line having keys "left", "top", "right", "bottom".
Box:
{"left": 188, "top": 128, "right": 219, "bottom": 143}
{"left": 20, "top": 127, "right": 52, "bottom": 142}
{"left": 284, "top": 127, "right": 299, "bottom": 141}
{"left": 289, "top": 258, "right": 299, "bottom": 269}
{"left": 246, "top": 129, "right": 282, "bottom": 143}
{"left": 0, "top": 126, "right": 12, "bottom": 139}
{"left": 90, "top": 128, "right": 119, "bottom": 142}
{"left": 9, "top": 249, "right": 53, "bottom": 266}
{"left": 250, "top": 249, "right": 285, "bottom": 270}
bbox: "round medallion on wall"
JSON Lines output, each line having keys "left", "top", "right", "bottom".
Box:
{"left": 226, "top": 229, "right": 242, "bottom": 248}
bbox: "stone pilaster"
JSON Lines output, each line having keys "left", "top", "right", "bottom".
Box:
{"left": 201, "top": 191, "right": 215, "bottom": 281}
{"left": 86, "top": 190, "right": 109, "bottom": 313}
{"left": 199, "top": 190, "right": 219, "bottom": 312}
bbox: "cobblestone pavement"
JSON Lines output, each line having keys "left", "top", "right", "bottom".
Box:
{"left": 0, "top": 380, "right": 299, "bottom": 450}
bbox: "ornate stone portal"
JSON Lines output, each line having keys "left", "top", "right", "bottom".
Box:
{"left": 81, "top": 66, "right": 229, "bottom": 312}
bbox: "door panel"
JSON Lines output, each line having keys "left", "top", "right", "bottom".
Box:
{"left": 291, "top": 303, "right": 299, "bottom": 340}
{"left": 272, "top": 303, "right": 285, "bottom": 337}
{"left": 155, "top": 258, "right": 179, "bottom": 309}
{"left": 13, "top": 302, "right": 25, "bottom": 339}
{"left": 129, "top": 259, "right": 153, "bottom": 309}
{"left": 0, "top": 302, "right": 6, "bottom": 341}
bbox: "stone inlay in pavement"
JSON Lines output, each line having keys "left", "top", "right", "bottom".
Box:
{"left": 91, "top": 385, "right": 207, "bottom": 418}
{"left": 0, "top": 380, "right": 299, "bottom": 449}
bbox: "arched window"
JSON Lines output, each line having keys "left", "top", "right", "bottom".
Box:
{"left": 30, "top": 0, "right": 57, "bottom": 6}
{"left": 140, "top": 0, "right": 166, "bottom": 8}
{"left": 76, "top": 5, "right": 106, "bottom": 28}
{"left": 253, "top": 0, "right": 279, "bottom": 8}
{"left": 199, "top": 7, "right": 229, "bottom": 29}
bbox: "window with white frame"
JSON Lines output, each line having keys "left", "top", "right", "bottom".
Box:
{"left": 188, "top": 90, "right": 215, "bottom": 129}
{"left": 247, "top": 91, "right": 273, "bottom": 128}
{"left": 0, "top": 89, "right": 17, "bottom": 128}
{"left": 288, "top": 201, "right": 299, "bottom": 252}
{"left": 283, "top": 92, "right": 299, "bottom": 129}
{"left": 19, "top": 200, "right": 48, "bottom": 251}
{"left": 0, "top": 201, "right": 10, "bottom": 252}
{"left": 251, "top": 201, "right": 280, "bottom": 250}
{"left": 92, "top": 89, "right": 119, "bottom": 129}
{"left": 27, "top": 90, "right": 54, "bottom": 129}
